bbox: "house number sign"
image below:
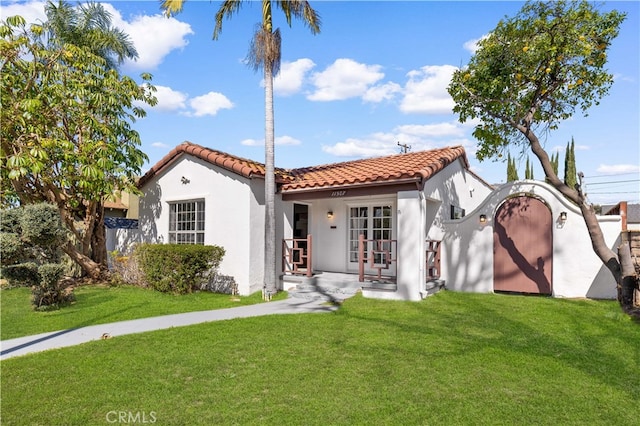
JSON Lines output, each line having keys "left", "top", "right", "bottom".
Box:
{"left": 330, "top": 190, "right": 347, "bottom": 197}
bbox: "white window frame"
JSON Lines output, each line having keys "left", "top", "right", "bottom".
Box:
{"left": 168, "top": 200, "right": 205, "bottom": 245}
{"left": 346, "top": 201, "right": 395, "bottom": 272}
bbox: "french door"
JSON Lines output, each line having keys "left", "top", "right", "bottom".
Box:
{"left": 348, "top": 204, "right": 394, "bottom": 273}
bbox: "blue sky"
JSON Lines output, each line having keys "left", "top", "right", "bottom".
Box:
{"left": 3, "top": 0, "right": 639, "bottom": 205}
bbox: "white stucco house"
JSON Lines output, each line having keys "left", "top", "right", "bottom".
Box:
{"left": 115, "top": 142, "right": 623, "bottom": 301}
{"left": 116, "top": 142, "right": 493, "bottom": 300}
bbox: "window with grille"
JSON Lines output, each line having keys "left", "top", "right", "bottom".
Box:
{"left": 168, "top": 200, "right": 205, "bottom": 244}
{"left": 348, "top": 205, "right": 393, "bottom": 263}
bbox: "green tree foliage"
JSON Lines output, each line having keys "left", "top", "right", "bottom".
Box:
{"left": 506, "top": 153, "right": 519, "bottom": 182}
{"left": 448, "top": 1, "right": 636, "bottom": 310}
{"left": 161, "top": 0, "right": 321, "bottom": 300}
{"left": 44, "top": 0, "right": 138, "bottom": 70}
{"left": 0, "top": 15, "right": 157, "bottom": 279}
{"left": 41, "top": 1, "right": 141, "bottom": 269}
{"left": 564, "top": 138, "right": 578, "bottom": 189}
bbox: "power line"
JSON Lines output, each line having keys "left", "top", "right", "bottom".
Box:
{"left": 587, "top": 191, "right": 639, "bottom": 194}
{"left": 584, "top": 172, "right": 640, "bottom": 180}
{"left": 586, "top": 179, "right": 640, "bottom": 185}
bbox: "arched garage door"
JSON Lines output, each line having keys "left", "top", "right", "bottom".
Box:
{"left": 493, "top": 195, "right": 552, "bottom": 295}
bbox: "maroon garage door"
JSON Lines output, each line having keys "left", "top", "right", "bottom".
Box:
{"left": 493, "top": 196, "right": 553, "bottom": 295}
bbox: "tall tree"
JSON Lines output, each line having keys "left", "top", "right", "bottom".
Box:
{"left": 448, "top": 1, "right": 636, "bottom": 311}
{"left": 525, "top": 157, "right": 534, "bottom": 180}
{"left": 564, "top": 138, "right": 577, "bottom": 189}
{"left": 44, "top": 0, "right": 137, "bottom": 70}
{"left": 161, "top": 0, "right": 321, "bottom": 300}
{"left": 506, "top": 153, "right": 519, "bottom": 182}
{"left": 1, "top": 15, "right": 156, "bottom": 279}
{"left": 43, "top": 0, "right": 140, "bottom": 268}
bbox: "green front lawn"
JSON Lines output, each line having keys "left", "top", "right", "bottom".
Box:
{"left": 1, "top": 291, "right": 638, "bottom": 425}
{"left": 0, "top": 285, "right": 284, "bottom": 340}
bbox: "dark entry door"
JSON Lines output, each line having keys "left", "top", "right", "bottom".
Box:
{"left": 493, "top": 196, "right": 553, "bottom": 294}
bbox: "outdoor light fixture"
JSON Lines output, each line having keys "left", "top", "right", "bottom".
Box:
{"left": 327, "top": 211, "right": 334, "bottom": 219}
{"left": 180, "top": 176, "right": 190, "bottom": 185}
{"left": 560, "top": 211, "right": 568, "bottom": 222}
{"left": 479, "top": 214, "right": 487, "bottom": 223}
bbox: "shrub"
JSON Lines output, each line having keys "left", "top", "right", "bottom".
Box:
{"left": 0, "top": 207, "right": 21, "bottom": 233}
{"left": 1, "top": 202, "right": 67, "bottom": 271}
{"left": 31, "top": 264, "right": 75, "bottom": 311}
{"left": 134, "top": 244, "right": 225, "bottom": 294}
{"left": 0, "top": 232, "right": 24, "bottom": 265}
{"left": 108, "top": 250, "right": 145, "bottom": 287}
{"left": 19, "top": 203, "right": 66, "bottom": 262}
{"left": 1, "top": 262, "right": 39, "bottom": 288}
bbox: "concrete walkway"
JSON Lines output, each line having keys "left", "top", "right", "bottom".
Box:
{"left": 0, "top": 296, "right": 341, "bottom": 361}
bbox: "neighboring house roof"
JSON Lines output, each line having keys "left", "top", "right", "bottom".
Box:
{"left": 629, "top": 204, "right": 640, "bottom": 223}
{"left": 603, "top": 203, "right": 640, "bottom": 223}
{"left": 283, "top": 146, "right": 469, "bottom": 191}
{"left": 138, "top": 142, "right": 478, "bottom": 194}
{"left": 104, "top": 200, "right": 127, "bottom": 210}
{"left": 137, "top": 142, "right": 292, "bottom": 188}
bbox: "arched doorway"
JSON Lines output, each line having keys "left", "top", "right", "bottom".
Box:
{"left": 493, "top": 195, "right": 553, "bottom": 295}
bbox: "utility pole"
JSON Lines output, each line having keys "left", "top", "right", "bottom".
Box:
{"left": 397, "top": 141, "right": 411, "bottom": 154}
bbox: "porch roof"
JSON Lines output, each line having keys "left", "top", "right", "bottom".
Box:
{"left": 281, "top": 146, "right": 469, "bottom": 192}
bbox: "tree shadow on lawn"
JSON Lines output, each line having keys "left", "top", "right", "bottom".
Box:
{"left": 338, "top": 293, "right": 640, "bottom": 400}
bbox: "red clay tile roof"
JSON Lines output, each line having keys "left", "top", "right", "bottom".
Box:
{"left": 282, "top": 146, "right": 468, "bottom": 191}
{"left": 138, "top": 142, "right": 469, "bottom": 191}
{"left": 137, "top": 142, "right": 292, "bottom": 188}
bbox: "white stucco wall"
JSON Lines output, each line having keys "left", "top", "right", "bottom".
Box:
{"left": 441, "top": 180, "right": 622, "bottom": 299}
{"left": 117, "top": 155, "right": 265, "bottom": 295}
{"left": 423, "top": 158, "right": 494, "bottom": 241}
{"left": 364, "top": 160, "right": 493, "bottom": 301}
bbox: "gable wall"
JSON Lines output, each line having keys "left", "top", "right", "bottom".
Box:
{"left": 118, "top": 155, "right": 261, "bottom": 295}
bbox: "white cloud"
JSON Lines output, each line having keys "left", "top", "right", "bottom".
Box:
{"left": 101, "top": 4, "right": 193, "bottom": 71}
{"left": 400, "top": 65, "right": 457, "bottom": 114}
{"left": 152, "top": 85, "right": 188, "bottom": 112}
{"left": 241, "top": 135, "right": 302, "bottom": 146}
{"left": 322, "top": 136, "right": 398, "bottom": 158}
{"left": 596, "top": 164, "right": 640, "bottom": 174}
{"left": 274, "top": 58, "right": 315, "bottom": 96}
{"left": 188, "top": 92, "right": 234, "bottom": 117}
{"left": 0, "top": 0, "right": 46, "bottom": 24}
{"left": 395, "top": 122, "right": 465, "bottom": 138}
{"left": 308, "top": 58, "right": 385, "bottom": 101}
{"left": 151, "top": 142, "right": 170, "bottom": 148}
{"left": 322, "top": 120, "right": 475, "bottom": 159}
{"left": 463, "top": 34, "right": 488, "bottom": 54}
{"left": 1, "top": 2, "right": 194, "bottom": 71}
{"left": 363, "top": 82, "right": 402, "bottom": 103}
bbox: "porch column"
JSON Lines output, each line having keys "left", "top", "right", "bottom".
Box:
{"left": 396, "top": 190, "right": 426, "bottom": 301}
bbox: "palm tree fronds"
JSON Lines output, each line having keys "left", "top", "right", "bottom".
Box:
{"left": 247, "top": 25, "right": 281, "bottom": 75}
{"left": 214, "top": 0, "right": 244, "bottom": 40}
{"left": 160, "top": 0, "right": 185, "bottom": 18}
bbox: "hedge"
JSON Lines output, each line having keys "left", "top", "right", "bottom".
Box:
{"left": 134, "top": 244, "right": 225, "bottom": 294}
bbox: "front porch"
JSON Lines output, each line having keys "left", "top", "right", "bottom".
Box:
{"left": 281, "top": 235, "right": 444, "bottom": 300}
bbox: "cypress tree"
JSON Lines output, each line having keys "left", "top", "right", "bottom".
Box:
{"left": 564, "top": 138, "right": 577, "bottom": 189}
{"left": 506, "top": 153, "right": 519, "bottom": 182}
{"left": 525, "top": 157, "right": 534, "bottom": 179}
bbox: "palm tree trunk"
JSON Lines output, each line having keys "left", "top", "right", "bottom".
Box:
{"left": 263, "top": 64, "right": 277, "bottom": 300}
